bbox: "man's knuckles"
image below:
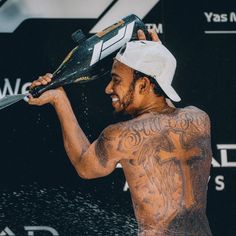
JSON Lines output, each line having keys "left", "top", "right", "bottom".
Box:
{"left": 149, "top": 30, "right": 159, "bottom": 42}
{"left": 137, "top": 30, "right": 146, "bottom": 40}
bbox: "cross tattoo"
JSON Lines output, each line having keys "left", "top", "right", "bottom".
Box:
{"left": 158, "top": 131, "right": 201, "bottom": 208}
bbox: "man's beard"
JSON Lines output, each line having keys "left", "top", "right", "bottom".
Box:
{"left": 113, "top": 80, "right": 135, "bottom": 120}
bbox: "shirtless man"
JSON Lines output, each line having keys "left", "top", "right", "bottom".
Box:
{"left": 28, "top": 31, "right": 212, "bottom": 235}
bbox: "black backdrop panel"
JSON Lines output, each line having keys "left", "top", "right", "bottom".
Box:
{"left": 0, "top": 0, "right": 236, "bottom": 235}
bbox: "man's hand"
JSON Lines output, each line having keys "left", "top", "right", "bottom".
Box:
{"left": 28, "top": 73, "right": 66, "bottom": 106}
{"left": 137, "top": 29, "right": 160, "bottom": 42}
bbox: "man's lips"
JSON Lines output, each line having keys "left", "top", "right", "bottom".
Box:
{"left": 111, "top": 95, "right": 119, "bottom": 102}
{"left": 111, "top": 96, "right": 120, "bottom": 109}
{"left": 112, "top": 97, "right": 119, "bottom": 102}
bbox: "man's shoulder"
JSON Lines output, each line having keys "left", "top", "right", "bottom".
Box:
{"left": 180, "top": 106, "right": 210, "bottom": 120}
{"left": 102, "top": 118, "right": 141, "bottom": 137}
{"left": 181, "top": 105, "right": 206, "bottom": 113}
{"left": 103, "top": 106, "right": 211, "bottom": 136}
{"left": 178, "top": 106, "right": 211, "bottom": 135}
{"left": 101, "top": 122, "right": 126, "bottom": 137}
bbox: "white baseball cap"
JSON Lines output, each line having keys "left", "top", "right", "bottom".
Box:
{"left": 115, "top": 40, "right": 181, "bottom": 102}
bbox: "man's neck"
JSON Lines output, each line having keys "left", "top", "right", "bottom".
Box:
{"left": 134, "top": 96, "right": 175, "bottom": 117}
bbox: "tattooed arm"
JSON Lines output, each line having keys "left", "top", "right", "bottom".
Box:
{"left": 74, "top": 125, "right": 124, "bottom": 179}
{"left": 50, "top": 93, "right": 123, "bottom": 179}
{"left": 28, "top": 77, "right": 124, "bottom": 179}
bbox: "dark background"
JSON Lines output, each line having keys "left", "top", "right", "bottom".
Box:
{"left": 0, "top": 0, "right": 236, "bottom": 235}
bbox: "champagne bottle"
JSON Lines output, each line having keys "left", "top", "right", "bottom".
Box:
{"left": 29, "top": 14, "right": 150, "bottom": 98}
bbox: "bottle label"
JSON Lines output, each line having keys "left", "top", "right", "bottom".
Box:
{"left": 96, "top": 20, "right": 125, "bottom": 37}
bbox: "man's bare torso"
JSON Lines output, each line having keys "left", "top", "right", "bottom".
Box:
{"left": 114, "top": 106, "right": 212, "bottom": 235}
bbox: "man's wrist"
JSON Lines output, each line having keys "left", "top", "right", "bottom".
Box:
{"left": 51, "top": 89, "right": 69, "bottom": 108}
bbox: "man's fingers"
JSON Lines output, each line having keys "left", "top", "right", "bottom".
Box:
{"left": 30, "top": 80, "right": 41, "bottom": 88}
{"left": 137, "top": 30, "right": 146, "bottom": 40}
{"left": 30, "top": 73, "right": 52, "bottom": 89}
{"left": 38, "top": 76, "right": 51, "bottom": 85}
{"left": 28, "top": 96, "right": 41, "bottom": 106}
{"left": 41, "top": 79, "right": 49, "bottom": 85}
{"left": 45, "top": 76, "right": 52, "bottom": 83}
{"left": 149, "top": 30, "right": 160, "bottom": 42}
{"left": 138, "top": 29, "right": 160, "bottom": 42}
{"left": 45, "top": 73, "right": 53, "bottom": 78}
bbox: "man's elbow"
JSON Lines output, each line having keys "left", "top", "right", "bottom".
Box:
{"left": 74, "top": 165, "right": 110, "bottom": 179}
{"left": 78, "top": 172, "right": 98, "bottom": 180}
{"left": 74, "top": 166, "right": 102, "bottom": 179}
{"left": 74, "top": 167, "right": 93, "bottom": 179}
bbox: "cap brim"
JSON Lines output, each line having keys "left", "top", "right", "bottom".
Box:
{"left": 158, "top": 82, "right": 181, "bottom": 102}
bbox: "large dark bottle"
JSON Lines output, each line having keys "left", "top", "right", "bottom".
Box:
{"left": 29, "top": 14, "right": 150, "bottom": 98}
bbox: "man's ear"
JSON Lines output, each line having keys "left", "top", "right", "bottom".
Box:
{"left": 137, "top": 77, "right": 151, "bottom": 94}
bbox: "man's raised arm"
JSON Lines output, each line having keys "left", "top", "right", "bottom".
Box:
{"left": 28, "top": 78, "right": 122, "bottom": 179}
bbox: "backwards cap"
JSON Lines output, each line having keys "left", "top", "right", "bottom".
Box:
{"left": 115, "top": 40, "right": 181, "bottom": 102}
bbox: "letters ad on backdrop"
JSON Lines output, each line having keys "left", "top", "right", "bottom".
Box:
{"left": 0, "top": 0, "right": 236, "bottom": 235}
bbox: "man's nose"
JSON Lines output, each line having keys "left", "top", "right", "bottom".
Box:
{"left": 105, "top": 81, "right": 113, "bottom": 94}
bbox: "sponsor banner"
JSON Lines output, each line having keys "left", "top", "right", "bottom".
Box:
{"left": 0, "top": 78, "right": 30, "bottom": 98}
{"left": 0, "top": 0, "right": 235, "bottom": 235}
{"left": 204, "top": 0, "right": 236, "bottom": 34}
{"left": 0, "top": 226, "right": 59, "bottom": 236}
